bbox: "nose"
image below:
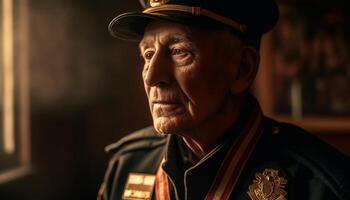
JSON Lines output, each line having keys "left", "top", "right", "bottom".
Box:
{"left": 143, "top": 51, "right": 172, "bottom": 86}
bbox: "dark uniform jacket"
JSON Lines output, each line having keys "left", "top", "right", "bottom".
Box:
{"left": 100, "top": 117, "right": 350, "bottom": 200}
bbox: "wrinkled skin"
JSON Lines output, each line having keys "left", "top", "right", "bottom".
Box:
{"left": 139, "top": 21, "right": 258, "bottom": 155}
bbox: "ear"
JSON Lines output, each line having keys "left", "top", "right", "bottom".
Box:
{"left": 230, "top": 46, "right": 260, "bottom": 94}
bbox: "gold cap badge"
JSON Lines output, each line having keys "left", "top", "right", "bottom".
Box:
{"left": 247, "top": 168, "right": 288, "bottom": 200}
{"left": 149, "top": 0, "right": 170, "bottom": 7}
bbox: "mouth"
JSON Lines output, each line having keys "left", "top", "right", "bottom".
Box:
{"left": 151, "top": 100, "right": 184, "bottom": 115}
{"left": 152, "top": 100, "right": 181, "bottom": 105}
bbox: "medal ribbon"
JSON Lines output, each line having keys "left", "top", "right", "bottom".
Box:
{"left": 155, "top": 103, "right": 264, "bottom": 200}
{"left": 155, "top": 159, "right": 170, "bottom": 200}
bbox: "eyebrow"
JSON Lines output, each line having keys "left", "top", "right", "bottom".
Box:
{"left": 168, "top": 33, "right": 192, "bottom": 45}
{"left": 139, "top": 33, "right": 194, "bottom": 50}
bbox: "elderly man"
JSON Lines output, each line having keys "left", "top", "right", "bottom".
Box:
{"left": 99, "top": 0, "right": 350, "bottom": 199}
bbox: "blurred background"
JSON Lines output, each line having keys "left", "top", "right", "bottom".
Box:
{"left": 0, "top": 0, "right": 349, "bottom": 199}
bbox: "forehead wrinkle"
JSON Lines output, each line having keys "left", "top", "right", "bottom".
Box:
{"left": 140, "top": 25, "right": 195, "bottom": 51}
{"left": 139, "top": 37, "right": 152, "bottom": 51}
{"left": 167, "top": 33, "right": 192, "bottom": 45}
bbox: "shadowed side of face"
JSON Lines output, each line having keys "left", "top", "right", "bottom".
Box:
{"left": 139, "top": 21, "right": 244, "bottom": 135}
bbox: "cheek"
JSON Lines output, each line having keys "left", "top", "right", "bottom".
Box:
{"left": 142, "top": 65, "right": 148, "bottom": 84}
{"left": 175, "top": 66, "right": 230, "bottom": 114}
{"left": 142, "top": 71, "right": 152, "bottom": 109}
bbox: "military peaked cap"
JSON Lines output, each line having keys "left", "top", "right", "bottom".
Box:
{"left": 109, "top": 0, "right": 279, "bottom": 44}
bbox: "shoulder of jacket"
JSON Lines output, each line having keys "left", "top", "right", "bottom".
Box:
{"left": 266, "top": 118, "right": 350, "bottom": 197}
{"left": 105, "top": 126, "right": 167, "bottom": 155}
{"left": 275, "top": 121, "right": 348, "bottom": 161}
{"left": 264, "top": 118, "right": 347, "bottom": 161}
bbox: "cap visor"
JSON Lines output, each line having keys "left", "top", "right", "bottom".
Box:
{"left": 109, "top": 12, "right": 161, "bottom": 41}
{"left": 108, "top": 11, "right": 226, "bottom": 41}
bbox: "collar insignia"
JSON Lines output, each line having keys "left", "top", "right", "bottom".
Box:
{"left": 122, "top": 173, "right": 156, "bottom": 200}
{"left": 247, "top": 168, "right": 288, "bottom": 200}
{"left": 149, "top": 0, "right": 170, "bottom": 7}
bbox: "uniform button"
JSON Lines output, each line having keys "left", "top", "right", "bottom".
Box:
{"left": 272, "top": 127, "right": 280, "bottom": 134}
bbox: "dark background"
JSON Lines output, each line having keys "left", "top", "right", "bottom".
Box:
{"left": 0, "top": 0, "right": 349, "bottom": 199}
{"left": 1, "top": 0, "right": 151, "bottom": 199}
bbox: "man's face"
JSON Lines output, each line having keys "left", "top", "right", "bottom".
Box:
{"left": 139, "top": 21, "right": 243, "bottom": 135}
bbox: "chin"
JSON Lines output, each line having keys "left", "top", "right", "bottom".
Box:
{"left": 152, "top": 116, "right": 195, "bottom": 136}
{"left": 153, "top": 121, "right": 176, "bottom": 135}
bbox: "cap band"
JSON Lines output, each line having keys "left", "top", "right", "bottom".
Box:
{"left": 143, "top": 4, "right": 247, "bottom": 33}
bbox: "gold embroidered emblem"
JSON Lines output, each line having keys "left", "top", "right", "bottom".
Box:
{"left": 247, "top": 169, "right": 288, "bottom": 200}
{"left": 122, "top": 173, "right": 156, "bottom": 200}
{"left": 149, "top": 0, "right": 170, "bottom": 7}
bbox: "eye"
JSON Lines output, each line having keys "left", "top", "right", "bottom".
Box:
{"left": 143, "top": 50, "right": 155, "bottom": 61}
{"left": 171, "top": 48, "right": 187, "bottom": 56}
{"left": 169, "top": 46, "right": 195, "bottom": 65}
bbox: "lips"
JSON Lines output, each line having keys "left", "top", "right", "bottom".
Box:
{"left": 152, "top": 100, "right": 184, "bottom": 116}
{"left": 148, "top": 88, "right": 184, "bottom": 108}
{"left": 152, "top": 100, "right": 181, "bottom": 105}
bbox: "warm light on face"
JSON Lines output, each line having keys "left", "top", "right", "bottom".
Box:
{"left": 2, "top": 0, "right": 15, "bottom": 154}
{"left": 140, "top": 21, "right": 243, "bottom": 135}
